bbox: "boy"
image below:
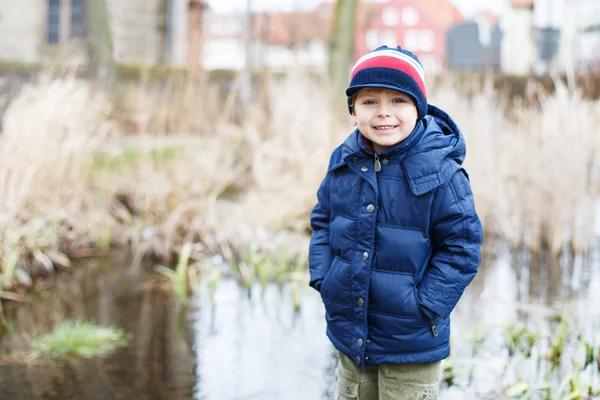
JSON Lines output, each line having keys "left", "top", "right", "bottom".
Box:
{"left": 308, "top": 45, "right": 483, "bottom": 399}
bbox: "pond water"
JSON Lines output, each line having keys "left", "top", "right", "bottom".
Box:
{"left": 0, "top": 242, "right": 598, "bottom": 399}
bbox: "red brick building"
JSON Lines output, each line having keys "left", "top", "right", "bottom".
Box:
{"left": 354, "top": 0, "right": 464, "bottom": 74}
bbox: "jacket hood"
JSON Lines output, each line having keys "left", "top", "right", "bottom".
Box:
{"left": 335, "top": 104, "right": 466, "bottom": 195}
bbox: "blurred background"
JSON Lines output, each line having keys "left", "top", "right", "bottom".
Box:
{"left": 0, "top": 0, "right": 599, "bottom": 399}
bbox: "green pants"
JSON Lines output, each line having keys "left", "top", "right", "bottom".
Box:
{"left": 334, "top": 351, "right": 441, "bottom": 400}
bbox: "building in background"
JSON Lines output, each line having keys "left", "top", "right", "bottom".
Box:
{"left": 447, "top": 13, "right": 502, "bottom": 72}
{"left": 202, "top": 3, "right": 332, "bottom": 72}
{"left": 354, "top": 0, "right": 465, "bottom": 75}
{"left": 576, "top": 0, "right": 600, "bottom": 70}
{"left": 201, "top": 11, "right": 246, "bottom": 70}
{"left": 0, "top": 0, "right": 207, "bottom": 66}
{"left": 500, "top": 0, "right": 536, "bottom": 75}
{"left": 202, "top": 0, "right": 464, "bottom": 75}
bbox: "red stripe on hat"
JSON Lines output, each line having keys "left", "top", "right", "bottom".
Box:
{"left": 351, "top": 56, "right": 427, "bottom": 99}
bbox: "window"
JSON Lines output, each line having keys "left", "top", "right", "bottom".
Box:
{"left": 366, "top": 30, "right": 379, "bottom": 50}
{"left": 401, "top": 6, "right": 419, "bottom": 26}
{"left": 382, "top": 7, "right": 399, "bottom": 27}
{"left": 404, "top": 29, "right": 419, "bottom": 51}
{"left": 419, "top": 30, "right": 435, "bottom": 51}
{"left": 47, "top": 0, "right": 61, "bottom": 43}
{"left": 70, "top": 0, "right": 85, "bottom": 38}
{"left": 404, "top": 29, "right": 435, "bottom": 52}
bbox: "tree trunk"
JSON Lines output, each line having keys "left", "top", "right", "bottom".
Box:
{"left": 328, "top": 0, "right": 358, "bottom": 95}
{"left": 85, "top": 0, "right": 115, "bottom": 86}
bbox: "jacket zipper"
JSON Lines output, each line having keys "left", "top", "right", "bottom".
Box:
{"left": 374, "top": 153, "right": 381, "bottom": 172}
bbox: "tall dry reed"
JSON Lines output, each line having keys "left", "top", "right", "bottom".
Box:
{"left": 431, "top": 77, "right": 600, "bottom": 255}
{"left": 0, "top": 77, "right": 112, "bottom": 286}
{"left": 1, "top": 70, "right": 599, "bottom": 289}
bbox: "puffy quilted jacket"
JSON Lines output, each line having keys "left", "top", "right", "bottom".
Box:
{"left": 308, "top": 104, "right": 483, "bottom": 370}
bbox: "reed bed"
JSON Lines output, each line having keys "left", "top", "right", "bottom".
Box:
{"left": 0, "top": 77, "right": 112, "bottom": 291}
{"left": 0, "top": 69, "right": 598, "bottom": 294}
{"left": 431, "top": 77, "right": 600, "bottom": 255}
{"left": 445, "top": 305, "right": 600, "bottom": 398}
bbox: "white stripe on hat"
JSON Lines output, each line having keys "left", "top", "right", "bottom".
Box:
{"left": 351, "top": 49, "right": 425, "bottom": 83}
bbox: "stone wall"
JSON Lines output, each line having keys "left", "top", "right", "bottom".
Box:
{"left": 0, "top": 0, "right": 46, "bottom": 62}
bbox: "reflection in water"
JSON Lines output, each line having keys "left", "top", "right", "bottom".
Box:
{"left": 0, "top": 240, "right": 597, "bottom": 399}
{"left": 193, "top": 280, "right": 334, "bottom": 400}
{"left": 0, "top": 254, "right": 195, "bottom": 400}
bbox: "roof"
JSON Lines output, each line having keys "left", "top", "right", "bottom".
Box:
{"left": 510, "top": 0, "right": 534, "bottom": 7}
{"left": 257, "top": 10, "right": 331, "bottom": 44}
{"left": 207, "top": 0, "right": 467, "bottom": 45}
{"left": 255, "top": 1, "right": 382, "bottom": 45}
{"left": 418, "top": 0, "right": 466, "bottom": 31}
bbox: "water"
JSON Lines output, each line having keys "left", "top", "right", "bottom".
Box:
{"left": 0, "top": 245, "right": 598, "bottom": 399}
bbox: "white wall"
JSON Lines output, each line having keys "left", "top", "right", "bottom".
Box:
{"left": 202, "top": 38, "right": 246, "bottom": 70}
{"left": 262, "top": 41, "right": 327, "bottom": 72}
{"left": 0, "top": 0, "right": 46, "bottom": 62}
{"left": 579, "top": 31, "right": 600, "bottom": 67}
{"left": 576, "top": 0, "right": 600, "bottom": 31}
{"left": 501, "top": 7, "right": 536, "bottom": 75}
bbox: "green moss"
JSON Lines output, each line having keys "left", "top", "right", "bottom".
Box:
{"left": 90, "top": 146, "right": 180, "bottom": 175}
{"left": 30, "top": 320, "right": 130, "bottom": 359}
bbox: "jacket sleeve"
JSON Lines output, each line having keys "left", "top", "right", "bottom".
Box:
{"left": 308, "top": 171, "right": 333, "bottom": 292}
{"left": 417, "top": 169, "right": 483, "bottom": 319}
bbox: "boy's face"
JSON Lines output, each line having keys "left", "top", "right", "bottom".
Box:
{"left": 352, "top": 88, "right": 418, "bottom": 153}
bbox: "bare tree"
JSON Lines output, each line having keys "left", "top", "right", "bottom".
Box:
{"left": 328, "top": 0, "right": 358, "bottom": 94}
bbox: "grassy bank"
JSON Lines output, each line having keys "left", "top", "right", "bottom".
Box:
{"left": 0, "top": 71, "right": 598, "bottom": 299}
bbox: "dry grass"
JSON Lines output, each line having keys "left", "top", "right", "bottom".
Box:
{"left": 0, "top": 70, "right": 599, "bottom": 290}
{"left": 0, "top": 76, "right": 112, "bottom": 288}
{"left": 432, "top": 77, "right": 600, "bottom": 254}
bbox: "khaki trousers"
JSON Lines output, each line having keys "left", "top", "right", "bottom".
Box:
{"left": 334, "top": 351, "right": 441, "bottom": 400}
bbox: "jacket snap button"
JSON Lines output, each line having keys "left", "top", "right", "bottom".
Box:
{"left": 362, "top": 252, "right": 368, "bottom": 261}
{"left": 366, "top": 204, "right": 375, "bottom": 213}
{"left": 355, "top": 356, "right": 361, "bottom": 365}
{"left": 345, "top": 385, "right": 352, "bottom": 393}
{"left": 360, "top": 166, "right": 368, "bottom": 172}
{"left": 357, "top": 338, "right": 363, "bottom": 348}
{"left": 382, "top": 158, "right": 389, "bottom": 164}
{"left": 358, "top": 298, "right": 364, "bottom": 307}
{"left": 352, "top": 157, "right": 358, "bottom": 163}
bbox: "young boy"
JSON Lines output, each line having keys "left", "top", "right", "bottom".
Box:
{"left": 308, "top": 45, "right": 483, "bottom": 399}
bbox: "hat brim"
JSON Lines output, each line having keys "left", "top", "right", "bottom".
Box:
{"left": 346, "top": 83, "right": 414, "bottom": 99}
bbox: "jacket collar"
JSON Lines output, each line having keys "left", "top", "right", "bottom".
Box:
{"left": 332, "top": 104, "right": 465, "bottom": 196}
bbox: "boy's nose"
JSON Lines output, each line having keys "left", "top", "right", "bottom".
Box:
{"left": 377, "top": 106, "right": 391, "bottom": 117}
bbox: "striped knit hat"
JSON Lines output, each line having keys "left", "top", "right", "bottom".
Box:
{"left": 346, "top": 45, "right": 427, "bottom": 119}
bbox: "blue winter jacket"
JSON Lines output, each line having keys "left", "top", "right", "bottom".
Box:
{"left": 308, "top": 104, "right": 483, "bottom": 370}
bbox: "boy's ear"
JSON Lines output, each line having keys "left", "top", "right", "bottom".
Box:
{"left": 351, "top": 114, "right": 357, "bottom": 126}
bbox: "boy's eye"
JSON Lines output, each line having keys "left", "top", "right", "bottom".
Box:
{"left": 393, "top": 98, "right": 406, "bottom": 103}
{"left": 362, "top": 99, "right": 376, "bottom": 105}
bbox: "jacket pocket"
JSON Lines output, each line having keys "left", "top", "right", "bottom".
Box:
{"left": 414, "top": 286, "right": 439, "bottom": 338}
{"left": 320, "top": 256, "right": 351, "bottom": 305}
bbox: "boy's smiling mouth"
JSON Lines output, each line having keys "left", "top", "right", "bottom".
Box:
{"left": 373, "top": 125, "right": 399, "bottom": 130}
